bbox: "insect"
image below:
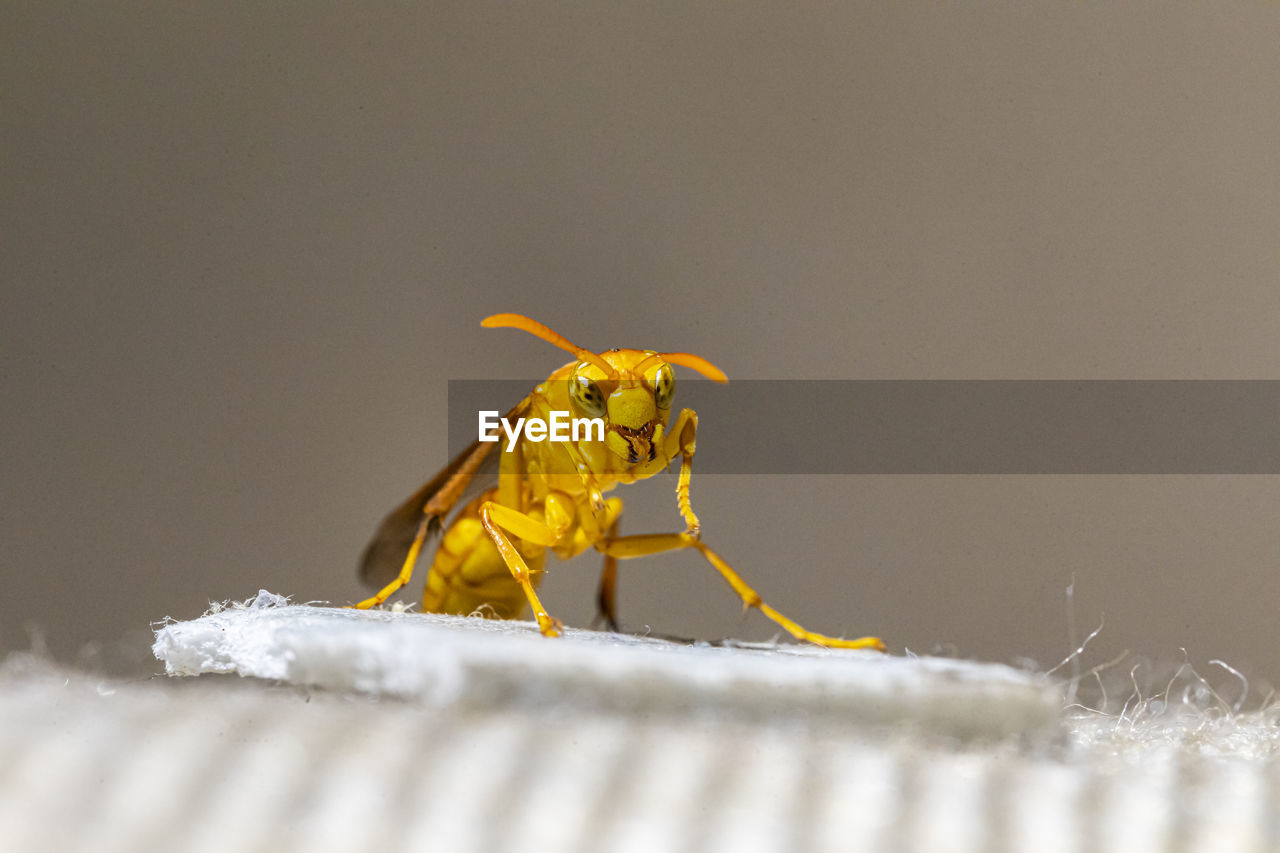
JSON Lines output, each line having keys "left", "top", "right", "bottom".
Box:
{"left": 355, "top": 313, "right": 885, "bottom": 651}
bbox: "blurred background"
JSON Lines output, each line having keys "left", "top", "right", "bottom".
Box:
{"left": 4, "top": 3, "right": 1279, "bottom": 681}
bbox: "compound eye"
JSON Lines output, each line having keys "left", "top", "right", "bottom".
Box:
{"left": 652, "top": 363, "right": 675, "bottom": 409}
{"left": 571, "top": 374, "right": 607, "bottom": 417}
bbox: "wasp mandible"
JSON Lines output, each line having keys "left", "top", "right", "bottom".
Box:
{"left": 355, "top": 313, "right": 885, "bottom": 651}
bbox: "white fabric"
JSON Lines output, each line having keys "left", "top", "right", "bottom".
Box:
{"left": 152, "top": 590, "right": 1060, "bottom": 740}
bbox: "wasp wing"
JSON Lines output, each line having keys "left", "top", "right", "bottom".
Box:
{"left": 357, "top": 397, "right": 528, "bottom": 588}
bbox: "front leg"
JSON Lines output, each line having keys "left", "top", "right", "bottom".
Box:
{"left": 478, "top": 500, "right": 572, "bottom": 637}
{"left": 663, "top": 407, "right": 702, "bottom": 538}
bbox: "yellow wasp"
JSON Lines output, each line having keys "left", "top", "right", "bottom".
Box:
{"left": 355, "top": 313, "right": 885, "bottom": 651}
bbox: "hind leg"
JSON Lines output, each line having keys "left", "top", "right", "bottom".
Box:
{"left": 593, "top": 514, "right": 621, "bottom": 631}
{"left": 353, "top": 517, "right": 431, "bottom": 609}
{"left": 600, "top": 532, "right": 885, "bottom": 651}
{"left": 574, "top": 497, "right": 623, "bottom": 631}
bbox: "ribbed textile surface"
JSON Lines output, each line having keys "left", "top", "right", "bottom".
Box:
{"left": 0, "top": 593, "right": 1276, "bottom": 852}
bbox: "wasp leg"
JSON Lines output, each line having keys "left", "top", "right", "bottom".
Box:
{"left": 674, "top": 447, "right": 701, "bottom": 538}
{"left": 593, "top": 513, "right": 621, "bottom": 631}
{"left": 572, "top": 496, "right": 623, "bottom": 631}
{"left": 663, "top": 408, "right": 702, "bottom": 536}
{"left": 353, "top": 516, "right": 431, "bottom": 609}
{"left": 479, "top": 501, "right": 568, "bottom": 637}
{"left": 600, "top": 533, "right": 886, "bottom": 652}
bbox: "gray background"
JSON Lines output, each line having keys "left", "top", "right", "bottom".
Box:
{"left": 5, "top": 3, "right": 1279, "bottom": 682}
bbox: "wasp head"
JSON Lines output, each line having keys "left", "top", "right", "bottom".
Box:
{"left": 481, "top": 313, "right": 728, "bottom": 465}
{"left": 569, "top": 352, "right": 677, "bottom": 464}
